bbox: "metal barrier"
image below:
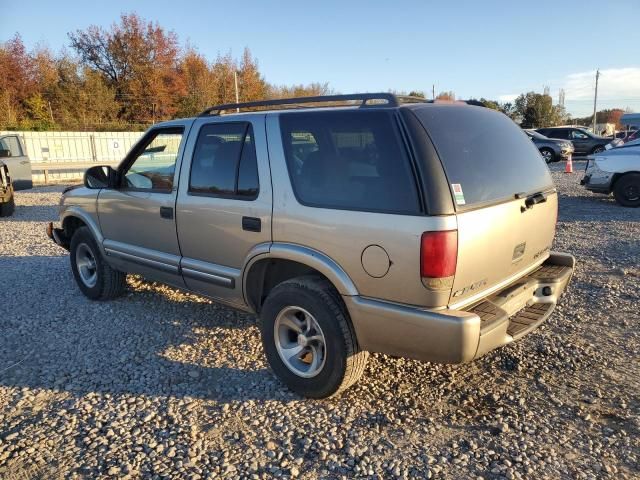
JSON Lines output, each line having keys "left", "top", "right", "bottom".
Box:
{"left": 1, "top": 130, "right": 144, "bottom": 183}
{"left": 31, "top": 161, "right": 120, "bottom": 184}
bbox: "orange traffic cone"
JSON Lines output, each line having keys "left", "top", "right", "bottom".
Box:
{"left": 564, "top": 154, "right": 573, "bottom": 173}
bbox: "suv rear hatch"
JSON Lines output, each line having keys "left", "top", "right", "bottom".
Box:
{"left": 409, "top": 104, "right": 557, "bottom": 308}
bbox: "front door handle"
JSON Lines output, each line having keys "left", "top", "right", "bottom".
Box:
{"left": 242, "top": 216, "right": 261, "bottom": 232}
{"left": 160, "top": 206, "right": 174, "bottom": 219}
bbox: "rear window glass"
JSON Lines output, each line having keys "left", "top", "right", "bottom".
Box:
{"left": 279, "top": 110, "right": 421, "bottom": 214}
{"left": 412, "top": 106, "right": 553, "bottom": 207}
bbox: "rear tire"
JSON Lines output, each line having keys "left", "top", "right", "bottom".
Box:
{"left": 70, "top": 227, "right": 126, "bottom": 300}
{"left": 260, "top": 276, "right": 368, "bottom": 398}
{"left": 592, "top": 145, "right": 605, "bottom": 154}
{"left": 613, "top": 173, "right": 640, "bottom": 207}
{"left": 539, "top": 148, "right": 555, "bottom": 164}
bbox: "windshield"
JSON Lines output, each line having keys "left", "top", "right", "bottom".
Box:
{"left": 411, "top": 105, "right": 554, "bottom": 207}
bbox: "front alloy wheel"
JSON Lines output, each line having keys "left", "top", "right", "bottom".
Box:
{"left": 70, "top": 226, "right": 126, "bottom": 300}
{"left": 75, "top": 242, "right": 98, "bottom": 288}
{"left": 540, "top": 148, "right": 554, "bottom": 164}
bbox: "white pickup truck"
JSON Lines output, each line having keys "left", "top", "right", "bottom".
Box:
{"left": 0, "top": 134, "right": 32, "bottom": 190}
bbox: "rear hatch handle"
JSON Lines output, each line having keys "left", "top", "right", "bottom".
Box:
{"left": 516, "top": 191, "right": 549, "bottom": 211}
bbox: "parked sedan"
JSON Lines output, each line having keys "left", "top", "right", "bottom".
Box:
{"left": 524, "top": 129, "right": 574, "bottom": 163}
{"left": 536, "top": 127, "right": 612, "bottom": 156}
{"left": 581, "top": 142, "right": 640, "bottom": 207}
{"left": 0, "top": 161, "right": 15, "bottom": 217}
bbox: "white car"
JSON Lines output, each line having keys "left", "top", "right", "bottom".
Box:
{"left": 581, "top": 142, "right": 640, "bottom": 207}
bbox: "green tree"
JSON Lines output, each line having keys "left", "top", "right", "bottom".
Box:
{"left": 514, "top": 92, "right": 566, "bottom": 128}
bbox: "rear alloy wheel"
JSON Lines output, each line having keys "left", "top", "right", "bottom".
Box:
{"left": 260, "top": 276, "right": 369, "bottom": 398}
{"left": 613, "top": 173, "right": 640, "bottom": 208}
{"left": 274, "top": 306, "right": 327, "bottom": 378}
{"left": 592, "top": 146, "right": 606, "bottom": 154}
{"left": 539, "top": 148, "right": 555, "bottom": 164}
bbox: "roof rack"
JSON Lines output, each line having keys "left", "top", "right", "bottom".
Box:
{"left": 198, "top": 92, "right": 428, "bottom": 116}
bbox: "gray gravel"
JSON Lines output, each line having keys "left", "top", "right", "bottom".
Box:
{"left": 1, "top": 162, "right": 639, "bottom": 479}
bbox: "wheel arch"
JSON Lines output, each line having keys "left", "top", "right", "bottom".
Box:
{"left": 61, "top": 207, "right": 105, "bottom": 252}
{"left": 611, "top": 170, "right": 640, "bottom": 192}
{"left": 243, "top": 243, "right": 359, "bottom": 313}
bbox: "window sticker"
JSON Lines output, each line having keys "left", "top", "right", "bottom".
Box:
{"left": 452, "top": 183, "right": 466, "bottom": 205}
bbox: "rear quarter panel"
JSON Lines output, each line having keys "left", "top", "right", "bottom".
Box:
{"left": 266, "top": 115, "right": 456, "bottom": 307}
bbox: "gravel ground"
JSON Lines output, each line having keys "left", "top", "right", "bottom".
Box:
{"left": 0, "top": 161, "right": 638, "bottom": 480}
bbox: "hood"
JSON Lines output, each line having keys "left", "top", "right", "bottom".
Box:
{"left": 62, "top": 183, "right": 83, "bottom": 194}
{"left": 545, "top": 138, "right": 572, "bottom": 146}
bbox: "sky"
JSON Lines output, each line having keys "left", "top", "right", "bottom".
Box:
{"left": 2, "top": 0, "right": 639, "bottom": 117}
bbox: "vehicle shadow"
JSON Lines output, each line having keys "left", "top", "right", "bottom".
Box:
{"left": 0, "top": 255, "right": 284, "bottom": 404}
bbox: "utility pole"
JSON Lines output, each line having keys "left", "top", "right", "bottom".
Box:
{"left": 234, "top": 71, "right": 240, "bottom": 112}
{"left": 592, "top": 69, "right": 600, "bottom": 134}
{"left": 47, "top": 101, "right": 54, "bottom": 124}
{"left": 432, "top": 84, "right": 435, "bottom": 100}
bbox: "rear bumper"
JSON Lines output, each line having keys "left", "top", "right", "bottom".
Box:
{"left": 581, "top": 173, "right": 612, "bottom": 193}
{"left": 46, "top": 222, "right": 70, "bottom": 250}
{"left": 345, "top": 252, "right": 575, "bottom": 364}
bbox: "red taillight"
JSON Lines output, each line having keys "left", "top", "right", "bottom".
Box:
{"left": 420, "top": 230, "right": 458, "bottom": 278}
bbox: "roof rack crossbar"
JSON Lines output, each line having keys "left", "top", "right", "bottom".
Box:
{"left": 198, "top": 92, "right": 426, "bottom": 116}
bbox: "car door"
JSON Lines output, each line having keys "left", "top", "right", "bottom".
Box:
{"left": 97, "top": 125, "right": 188, "bottom": 288}
{"left": 569, "top": 129, "right": 591, "bottom": 154}
{"left": 0, "top": 135, "right": 32, "bottom": 190}
{"left": 175, "top": 114, "right": 272, "bottom": 308}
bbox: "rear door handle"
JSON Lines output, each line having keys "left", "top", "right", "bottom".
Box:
{"left": 160, "top": 206, "right": 174, "bottom": 219}
{"left": 242, "top": 216, "right": 261, "bottom": 232}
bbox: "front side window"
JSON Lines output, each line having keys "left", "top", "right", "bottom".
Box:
{"left": 0, "top": 136, "right": 22, "bottom": 156}
{"left": 123, "top": 128, "right": 184, "bottom": 191}
{"left": 189, "top": 122, "right": 259, "bottom": 199}
{"left": 571, "top": 130, "right": 589, "bottom": 139}
{"left": 279, "top": 110, "right": 421, "bottom": 214}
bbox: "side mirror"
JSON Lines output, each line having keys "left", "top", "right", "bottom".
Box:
{"left": 0, "top": 149, "right": 11, "bottom": 158}
{"left": 84, "top": 165, "right": 116, "bottom": 189}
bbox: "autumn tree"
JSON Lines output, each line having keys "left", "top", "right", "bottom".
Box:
{"left": 0, "top": 34, "right": 38, "bottom": 126}
{"left": 69, "top": 13, "right": 185, "bottom": 122}
{"left": 2, "top": 13, "right": 334, "bottom": 130}
{"left": 436, "top": 91, "right": 455, "bottom": 101}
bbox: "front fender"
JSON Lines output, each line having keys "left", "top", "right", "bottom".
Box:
{"left": 60, "top": 206, "right": 105, "bottom": 254}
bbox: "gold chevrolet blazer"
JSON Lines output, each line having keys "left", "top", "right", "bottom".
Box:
{"left": 47, "top": 93, "right": 575, "bottom": 398}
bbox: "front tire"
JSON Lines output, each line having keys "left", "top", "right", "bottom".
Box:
{"left": 70, "top": 227, "right": 126, "bottom": 300}
{"left": 0, "top": 193, "right": 15, "bottom": 217}
{"left": 613, "top": 173, "right": 640, "bottom": 207}
{"left": 539, "top": 148, "right": 555, "bottom": 164}
{"left": 260, "top": 276, "right": 368, "bottom": 398}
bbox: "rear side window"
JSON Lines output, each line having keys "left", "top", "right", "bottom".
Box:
{"left": 411, "top": 105, "right": 553, "bottom": 207}
{"left": 548, "top": 129, "right": 568, "bottom": 139}
{"left": 189, "top": 123, "right": 259, "bottom": 199}
{"left": 279, "top": 110, "right": 421, "bottom": 214}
